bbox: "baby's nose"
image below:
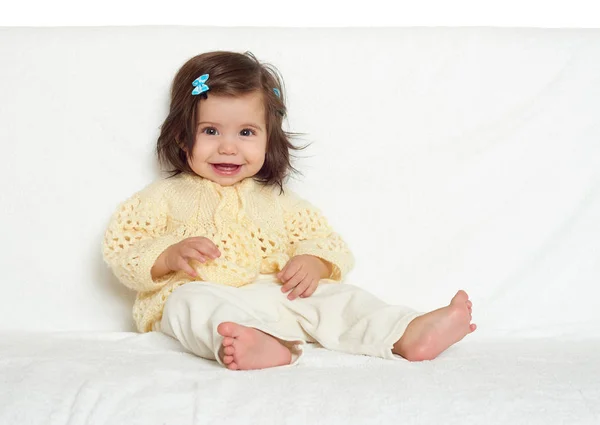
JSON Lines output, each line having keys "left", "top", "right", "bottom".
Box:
{"left": 218, "top": 138, "right": 238, "bottom": 154}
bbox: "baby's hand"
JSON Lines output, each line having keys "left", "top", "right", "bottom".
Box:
{"left": 278, "top": 255, "right": 330, "bottom": 300}
{"left": 153, "top": 237, "right": 221, "bottom": 279}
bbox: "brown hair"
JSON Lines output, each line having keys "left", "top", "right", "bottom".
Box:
{"left": 156, "top": 51, "right": 303, "bottom": 190}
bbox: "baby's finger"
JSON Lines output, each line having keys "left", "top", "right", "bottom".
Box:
{"left": 288, "top": 278, "right": 311, "bottom": 300}
{"left": 279, "top": 261, "right": 301, "bottom": 284}
{"left": 281, "top": 269, "right": 307, "bottom": 294}
{"left": 191, "top": 240, "right": 221, "bottom": 259}
{"left": 176, "top": 257, "right": 197, "bottom": 278}
{"left": 300, "top": 279, "right": 319, "bottom": 298}
{"left": 277, "top": 263, "right": 289, "bottom": 281}
{"left": 185, "top": 237, "right": 219, "bottom": 254}
{"left": 280, "top": 265, "right": 301, "bottom": 291}
{"left": 182, "top": 247, "right": 206, "bottom": 264}
{"left": 203, "top": 239, "right": 222, "bottom": 258}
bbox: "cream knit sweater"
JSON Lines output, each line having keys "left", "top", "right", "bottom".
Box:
{"left": 102, "top": 173, "right": 354, "bottom": 332}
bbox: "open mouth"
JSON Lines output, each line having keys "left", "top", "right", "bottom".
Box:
{"left": 211, "top": 163, "right": 242, "bottom": 176}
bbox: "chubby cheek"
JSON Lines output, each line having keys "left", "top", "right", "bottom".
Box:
{"left": 186, "top": 145, "right": 211, "bottom": 173}
{"left": 246, "top": 140, "right": 267, "bottom": 166}
{"left": 248, "top": 149, "right": 266, "bottom": 166}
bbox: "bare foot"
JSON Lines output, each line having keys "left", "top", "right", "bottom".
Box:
{"left": 393, "top": 290, "right": 477, "bottom": 361}
{"left": 217, "top": 322, "right": 292, "bottom": 370}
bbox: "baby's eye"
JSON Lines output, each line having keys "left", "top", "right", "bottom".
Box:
{"left": 240, "top": 128, "right": 256, "bottom": 137}
{"left": 203, "top": 127, "right": 219, "bottom": 136}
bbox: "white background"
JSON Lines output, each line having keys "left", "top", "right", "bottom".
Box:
{"left": 1, "top": 26, "right": 599, "bottom": 336}
{"left": 1, "top": 0, "right": 600, "bottom": 28}
{"left": 1, "top": 1, "right": 600, "bottom": 337}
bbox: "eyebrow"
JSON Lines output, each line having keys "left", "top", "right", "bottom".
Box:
{"left": 197, "top": 121, "right": 217, "bottom": 128}
{"left": 241, "top": 123, "right": 264, "bottom": 131}
{"left": 197, "top": 121, "right": 264, "bottom": 131}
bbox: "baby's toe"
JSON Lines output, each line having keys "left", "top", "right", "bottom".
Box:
{"left": 222, "top": 337, "right": 235, "bottom": 347}
{"left": 451, "top": 290, "right": 469, "bottom": 305}
{"left": 227, "top": 362, "right": 239, "bottom": 371}
{"left": 217, "top": 322, "right": 240, "bottom": 338}
{"left": 223, "top": 355, "right": 234, "bottom": 365}
{"left": 224, "top": 345, "right": 235, "bottom": 355}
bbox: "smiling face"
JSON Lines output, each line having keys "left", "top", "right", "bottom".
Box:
{"left": 187, "top": 91, "right": 268, "bottom": 186}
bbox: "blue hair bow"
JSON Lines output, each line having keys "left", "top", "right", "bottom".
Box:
{"left": 191, "top": 74, "right": 210, "bottom": 96}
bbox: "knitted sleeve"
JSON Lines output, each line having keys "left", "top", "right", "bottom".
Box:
{"left": 102, "top": 191, "right": 181, "bottom": 292}
{"left": 281, "top": 190, "right": 354, "bottom": 281}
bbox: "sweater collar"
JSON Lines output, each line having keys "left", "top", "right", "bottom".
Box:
{"left": 180, "top": 172, "right": 258, "bottom": 193}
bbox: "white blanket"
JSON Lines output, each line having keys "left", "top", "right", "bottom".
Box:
{"left": 1, "top": 332, "right": 598, "bottom": 425}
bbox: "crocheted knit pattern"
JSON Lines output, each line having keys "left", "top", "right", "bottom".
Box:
{"left": 102, "top": 173, "right": 354, "bottom": 332}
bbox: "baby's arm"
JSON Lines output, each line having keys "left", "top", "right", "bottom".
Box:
{"left": 280, "top": 190, "right": 355, "bottom": 281}
{"left": 102, "top": 191, "right": 181, "bottom": 292}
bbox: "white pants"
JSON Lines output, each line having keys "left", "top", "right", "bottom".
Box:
{"left": 158, "top": 276, "right": 422, "bottom": 367}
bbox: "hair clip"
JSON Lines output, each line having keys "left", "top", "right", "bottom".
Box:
{"left": 192, "top": 74, "right": 210, "bottom": 96}
{"left": 273, "top": 88, "right": 285, "bottom": 116}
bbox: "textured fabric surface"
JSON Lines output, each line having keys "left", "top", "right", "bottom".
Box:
{"left": 102, "top": 173, "right": 354, "bottom": 332}
{"left": 0, "top": 332, "right": 598, "bottom": 425}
